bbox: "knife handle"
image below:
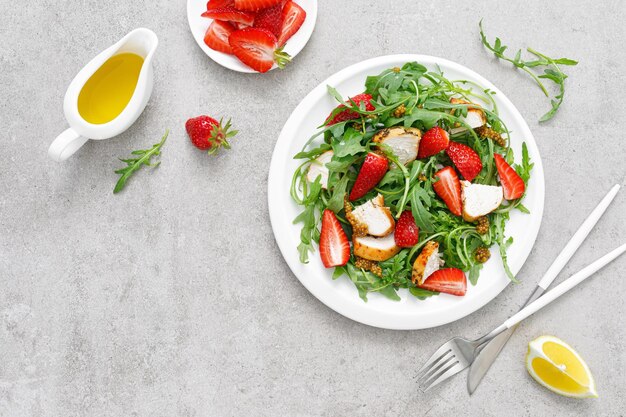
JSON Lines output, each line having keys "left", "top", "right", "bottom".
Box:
{"left": 502, "top": 243, "right": 626, "bottom": 330}
{"left": 537, "top": 184, "right": 620, "bottom": 290}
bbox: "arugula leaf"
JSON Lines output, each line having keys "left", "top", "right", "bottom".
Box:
{"left": 293, "top": 144, "right": 332, "bottom": 160}
{"left": 333, "top": 128, "right": 366, "bottom": 157}
{"left": 410, "top": 186, "right": 435, "bottom": 233}
{"left": 493, "top": 212, "right": 518, "bottom": 282}
{"left": 293, "top": 178, "right": 323, "bottom": 263}
{"left": 515, "top": 142, "right": 534, "bottom": 184}
{"left": 409, "top": 286, "right": 438, "bottom": 300}
{"left": 468, "top": 263, "right": 483, "bottom": 286}
{"left": 479, "top": 20, "right": 577, "bottom": 122}
{"left": 114, "top": 130, "right": 168, "bottom": 194}
{"left": 326, "top": 174, "right": 349, "bottom": 213}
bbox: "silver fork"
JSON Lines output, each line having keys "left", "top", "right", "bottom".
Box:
{"left": 417, "top": 328, "right": 501, "bottom": 391}
{"left": 416, "top": 243, "right": 626, "bottom": 392}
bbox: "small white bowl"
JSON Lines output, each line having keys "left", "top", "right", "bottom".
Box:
{"left": 186, "top": 0, "right": 317, "bottom": 73}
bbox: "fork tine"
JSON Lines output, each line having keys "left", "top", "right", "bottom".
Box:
{"left": 417, "top": 350, "right": 455, "bottom": 383}
{"left": 422, "top": 361, "right": 465, "bottom": 392}
{"left": 419, "top": 359, "right": 458, "bottom": 391}
{"left": 416, "top": 344, "right": 453, "bottom": 377}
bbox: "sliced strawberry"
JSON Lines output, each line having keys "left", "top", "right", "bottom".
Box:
{"left": 325, "top": 93, "right": 374, "bottom": 126}
{"left": 432, "top": 166, "right": 462, "bottom": 216}
{"left": 494, "top": 154, "right": 526, "bottom": 200}
{"left": 201, "top": 7, "right": 255, "bottom": 26}
{"left": 418, "top": 126, "right": 450, "bottom": 158}
{"left": 233, "top": 22, "right": 250, "bottom": 30}
{"left": 229, "top": 28, "right": 291, "bottom": 73}
{"left": 349, "top": 153, "right": 389, "bottom": 201}
{"left": 445, "top": 141, "right": 483, "bottom": 182}
{"left": 206, "top": 0, "right": 234, "bottom": 10}
{"left": 419, "top": 268, "right": 467, "bottom": 296}
{"left": 395, "top": 211, "right": 419, "bottom": 247}
{"left": 204, "top": 20, "right": 236, "bottom": 54}
{"left": 253, "top": 3, "right": 283, "bottom": 37}
{"left": 235, "top": 0, "right": 281, "bottom": 11}
{"left": 319, "top": 209, "right": 350, "bottom": 268}
{"left": 277, "top": 1, "right": 306, "bottom": 45}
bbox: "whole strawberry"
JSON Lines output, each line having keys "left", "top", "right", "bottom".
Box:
{"left": 395, "top": 210, "right": 419, "bottom": 247}
{"left": 185, "top": 116, "right": 237, "bottom": 155}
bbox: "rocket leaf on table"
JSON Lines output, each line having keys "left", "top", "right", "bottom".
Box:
{"left": 113, "top": 130, "right": 169, "bottom": 194}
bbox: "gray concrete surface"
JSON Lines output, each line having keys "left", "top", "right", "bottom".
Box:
{"left": 1, "top": 0, "right": 625, "bottom": 416}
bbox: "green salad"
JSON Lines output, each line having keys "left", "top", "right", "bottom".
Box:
{"left": 291, "top": 62, "right": 533, "bottom": 302}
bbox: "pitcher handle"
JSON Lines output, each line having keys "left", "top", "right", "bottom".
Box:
{"left": 48, "top": 128, "right": 88, "bottom": 162}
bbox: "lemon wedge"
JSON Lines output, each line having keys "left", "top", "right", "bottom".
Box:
{"left": 526, "top": 335, "right": 598, "bottom": 398}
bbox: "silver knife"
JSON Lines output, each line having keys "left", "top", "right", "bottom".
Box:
{"left": 467, "top": 184, "right": 621, "bottom": 395}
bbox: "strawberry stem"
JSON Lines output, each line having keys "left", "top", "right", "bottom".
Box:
{"left": 274, "top": 46, "right": 292, "bottom": 69}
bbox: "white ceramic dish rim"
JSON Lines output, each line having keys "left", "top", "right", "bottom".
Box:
{"left": 268, "top": 54, "right": 545, "bottom": 330}
{"left": 186, "top": 0, "right": 318, "bottom": 73}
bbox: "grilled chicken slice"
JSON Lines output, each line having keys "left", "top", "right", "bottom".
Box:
{"left": 353, "top": 233, "right": 401, "bottom": 262}
{"left": 412, "top": 241, "right": 444, "bottom": 285}
{"left": 306, "top": 150, "right": 333, "bottom": 189}
{"left": 351, "top": 194, "right": 395, "bottom": 237}
{"left": 461, "top": 180, "right": 503, "bottom": 222}
{"left": 373, "top": 127, "right": 421, "bottom": 166}
{"left": 450, "top": 98, "right": 486, "bottom": 130}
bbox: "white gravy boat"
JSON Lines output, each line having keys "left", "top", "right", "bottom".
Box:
{"left": 49, "top": 28, "right": 158, "bottom": 162}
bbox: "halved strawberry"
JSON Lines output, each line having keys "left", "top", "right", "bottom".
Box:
{"left": 419, "top": 268, "right": 467, "bottom": 296}
{"left": 395, "top": 210, "right": 419, "bottom": 247}
{"left": 432, "top": 166, "right": 462, "bottom": 216}
{"left": 229, "top": 28, "right": 291, "bottom": 73}
{"left": 206, "top": 0, "right": 234, "bottom": 10}
{"left": 235, "top": 0, "right": 281, "bottom": 11}
{"left": 445, "top": 141, "right": 483, "bottom": 182}
{"left": 277, "top": 1, "right": 306, "bottom": 45}
{"left": 325, "top": 93, "right": 374, "bottom": 126}
{"left": 494, "top": 154, "right": 526, "bottom": 200}
{"left": 204, "top": 20, "right": 236, "bottom": 54}
{"left": 349, "top": 153, "right": 389, "bottom": 201}
{"left": 417, "top": 126, "right": 449, "bottom": 158}
{"left": 319, "top": 209, "right": 350, "bottom": 268}
{"left": 253, "top": 3, "right": 283, "bottom": 37}
{"left": 201, "top": 7, "right": 255, "bottom": 25}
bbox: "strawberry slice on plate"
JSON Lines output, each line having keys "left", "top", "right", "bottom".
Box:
{"left": 445, "top": 141, "right": 483, "bottom": 182}
{"left": 432, "top": 166, "right": 462, "bottom": 216}
{"left": 417, "top": 126, "right": 449, "bottom": 158}
{"left": 206, "top": 0, "right": 234, "bottom": 10}
{"left": 229, "top": 28, "right": 291, "bottom": 73}
{"left": 395, "top": 210, "right": 419, "bottom": 247}
{"left": 277, "top": 1, "right": 306, "bottom": 45}
{"left": 319, "top": 209, "right": 350, "bottom": 268}
{"left": 494, "top": 154, "right": 526, "bottom": 199}
{"left": 201, "top": 7, "right": 255, "bottom": 25}
{"left": 325, "top": 93, "right": 374, "bottom": 126}
{"left": 349, "top": 152, "right": 389, "bottom": 201}
{"left": 235, "top": 0, "right": 282, "bottom": 11}
{"left": 253, "top": 3, "right": 283, "bottom": 37}
{"left": 419, "top": 267, "right": 467, "bottom": 296}
{"left": 204, "top": 20, "right": 236, "bottom": 54}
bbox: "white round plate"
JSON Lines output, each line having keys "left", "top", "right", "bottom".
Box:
{"left": 187, "top": 0, "right": 317, "bottom": 73}
{"left": 268, "top": 54, "right": 545, "bottom": 330}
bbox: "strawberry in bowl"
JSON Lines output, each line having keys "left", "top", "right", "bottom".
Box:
{"left": 188, "top": 0, "right": 316, "bottom": 73}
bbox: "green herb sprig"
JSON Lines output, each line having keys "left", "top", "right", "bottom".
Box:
{"left": 113, "top": 130, "right": 168, "bottom": 194}
{"left": 479, "top": 20, "right": 578, "bottom": 122}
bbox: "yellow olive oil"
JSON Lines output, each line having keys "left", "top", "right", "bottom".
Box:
{"left": 77, "top": 52, "right": 144, "bottom": 124}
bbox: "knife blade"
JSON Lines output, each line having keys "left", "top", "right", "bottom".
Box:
{"left": 467, "top": 287, "right": 543, "bottom": 394}
{"left": 467, "top": 184, "right": 620, "bottom": 395}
